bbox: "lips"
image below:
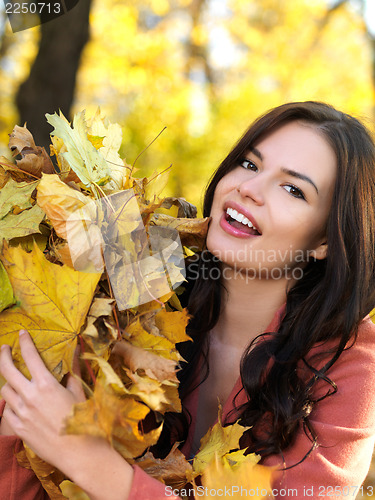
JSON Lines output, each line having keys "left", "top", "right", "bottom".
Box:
{"left": 220, "top": 212, "right": 261, "bottom": 239}
{"left": 223, "top": 201, "right": 262, "bottom": 235}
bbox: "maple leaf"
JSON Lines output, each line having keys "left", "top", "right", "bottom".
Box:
{"left": 154, "top": 308, "right": 191, "bottom": 344}
{"left": 65, "top": 357, "right": 162, "bottom": 459}
{"left": 8, "top": 124, "right": 55, "bottom": 177}
{"left": 185, "top": 407, "right": 275, "bottom": 499}
{"left": 125, "top": 318, "right": 182, "bottom": 362}
{"left": 191, "top": 406, "right": 251, "bottom": 477}
{"left": 46, "top": 111, "right": 111, "bottom": 189}
{"left": 0, "top": 243, "right": 101, "bottom": 383}
{"left": 198, "top": 453, "right": 274, "bottom": 500}
{"left": 135, "top": 444, "right": 193, "bottom": 489}
{"left": 124, "top": 368, "right": 175, "bottom": 412}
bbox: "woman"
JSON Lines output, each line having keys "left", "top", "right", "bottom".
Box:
{"left": 1, "top": 101, "right": 375, "bottom": 499}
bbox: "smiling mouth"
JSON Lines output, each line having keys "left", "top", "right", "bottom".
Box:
{"left": 225, "top": 208, "right": 261, "bottom": 235}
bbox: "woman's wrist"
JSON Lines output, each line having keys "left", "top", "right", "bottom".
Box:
{"left": 51, "top": 433, "right": 134, "bottom": 500}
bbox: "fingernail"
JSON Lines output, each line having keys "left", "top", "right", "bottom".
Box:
{"left": 1, "top": 345, "right": 7, "bottom": 351}
{"left": 19, "top": 330, "right": 27, "bottom": 336}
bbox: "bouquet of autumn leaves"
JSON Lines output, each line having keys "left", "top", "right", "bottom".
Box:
{"left": 0, "top": 110, "right": 274, "bottom": 500}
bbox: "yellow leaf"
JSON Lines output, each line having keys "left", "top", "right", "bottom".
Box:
{"left": 198, "top": 453, "right": 274, "bottom": 500}
{"left": 65, "top": 377, "right": 161, "bottom": 459}
{"left": 126, "top": 319, "right": 182, "bottom": 362}
{"left": 0, "top": 260, "right": 15, "bottom": 313}
{"left": 0, "top": 243, "right": 101, "bottom": 383}
{"left": 37, "top": 174, "right": 104, "bottom": 273}
{"left": 87, "top": 134, "right": 105, "bottom": 149}
{"left": 37, "top": 174, "right": 91, "bottom": 239}
{"left": 144, "top": 167, "right": 170, "bottom": 203}
{"left": 60, "top": 480, "right": 91, "bottom": 500}
{"left": 124, "top": 368, "right": 173, "bottom": 412}
{"left": 192, "top": 407, "right": 251, "bottom": 477}
{"left": 155, "top": 308, "right": 192, "bottom": 344}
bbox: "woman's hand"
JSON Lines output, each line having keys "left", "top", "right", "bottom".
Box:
{"left": 0, "top": 330, "right": 134, "bottom": 500}
{"left": 0, "top": 330, "right": 85, "bottom": 462}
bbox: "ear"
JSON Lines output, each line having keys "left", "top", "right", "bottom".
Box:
{"left": 309, "top": 241, "right": 328, "bottom": 260}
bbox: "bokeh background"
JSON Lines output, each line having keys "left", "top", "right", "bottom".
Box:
{"left": 1, "top": 0, "right": 375, "bottom": 496}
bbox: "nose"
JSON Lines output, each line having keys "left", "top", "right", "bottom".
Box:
{"left": 236, "top": 175, "right": 265, "bottom": 205}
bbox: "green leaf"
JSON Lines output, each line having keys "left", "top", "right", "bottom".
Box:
{"left": 0, "top": 179, "right": 39, "bottom": 219}
{"left": 0, "top": 204, "right": 45, "bottom": 241}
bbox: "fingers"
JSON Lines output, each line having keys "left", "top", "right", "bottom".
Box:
{"left": 66, "top": 374, "right": 86, "bottom": 401}
{"left": 18, "top": 330, "right": 50, "bottom": 381}
{"left": 0, "top": 382, "right": 22, "bottom": 416}
{"left": 0, "top": 344, "right": 29, "bottom": 395}
{"left": 0, "top": 330, "right": 51, "bottom": 395}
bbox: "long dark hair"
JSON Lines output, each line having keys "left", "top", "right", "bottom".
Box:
{"left": 156, "top": 101, "right": 375, "bottom": 464}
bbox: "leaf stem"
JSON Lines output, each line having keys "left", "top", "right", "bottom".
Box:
{"left": 132, "top": 127, "right": 167, "bottom": 172}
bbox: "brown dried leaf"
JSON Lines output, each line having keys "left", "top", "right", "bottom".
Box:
{"left": 161, "top": 197, "right": 198, "bottom": 218}
{"left": 9, "top": 125, "right": 55, "bottom": 177}
{"left": 81, "top": 297, "right": 118, "bottom": 357}
{"left": 150, "top": 213, "right": 210, "bottom": 250}
{"left": 0, "top": 164, "right": 10, "bottom": 188}
{"left": 135, "top": 444, "right": 193, "bottom": 489}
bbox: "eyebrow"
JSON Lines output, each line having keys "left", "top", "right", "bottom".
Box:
{"left": 249, "top": 147, "right": 319, "bottom": 194}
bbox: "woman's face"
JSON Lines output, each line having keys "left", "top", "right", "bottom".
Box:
{"left": 206, "top": 121, "right": 337, "bottom": 278}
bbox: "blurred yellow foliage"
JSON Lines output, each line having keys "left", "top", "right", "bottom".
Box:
{"left": 0, "top": 0, "right": 374, "bottom": 211}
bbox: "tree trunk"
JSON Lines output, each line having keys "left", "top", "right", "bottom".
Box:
{"left": 16, "top": 0, "right": 92, "bottom": 149}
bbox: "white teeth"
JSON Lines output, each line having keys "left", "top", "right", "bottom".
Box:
{"left": 226, "top": 207, "right": 257, "bottom": 231}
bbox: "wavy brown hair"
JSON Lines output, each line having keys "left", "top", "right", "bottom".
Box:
{"left": 155, "top": 102, "right": 375, "bottom": 465}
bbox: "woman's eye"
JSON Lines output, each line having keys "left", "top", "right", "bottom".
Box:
{"left": 283, "top": 184, "right": 306, "bottom": 200}
{"left": 240, "top": 159, "right": 258, "bottom": 171}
